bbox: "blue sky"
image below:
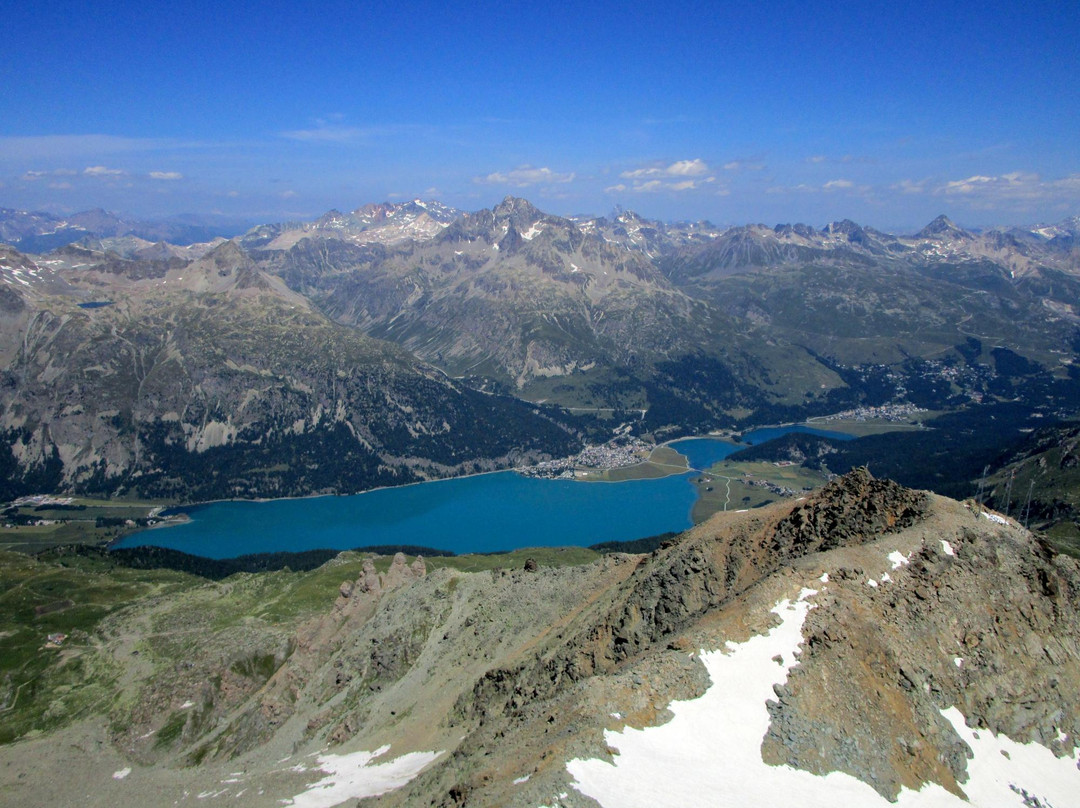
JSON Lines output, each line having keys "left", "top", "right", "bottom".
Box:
{"left": 2, "top": 0, "right": 1078, "bottom": 229}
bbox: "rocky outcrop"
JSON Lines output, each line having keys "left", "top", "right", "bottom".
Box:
{"left": 762, "top": 513, "right": 1080, "bottom": 800}
{"left": 769, "top": 466, "right": 928, "bottom": 555}
{"left": 459, "top": 469, "right": 930, "bottom": 723}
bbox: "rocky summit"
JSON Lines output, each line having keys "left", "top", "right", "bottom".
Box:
{"left": 1, "top": 470, "right": 1077, "bottom": 806}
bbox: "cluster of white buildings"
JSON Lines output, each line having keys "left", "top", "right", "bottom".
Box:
{"left": 814, "top": 403, "right": 925, "bottom": 423}
{"left": 520, "top": 438, "right": 652, "bottom": 479}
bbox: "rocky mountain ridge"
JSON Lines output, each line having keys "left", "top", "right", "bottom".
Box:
{"left": 0, "top": 238, "right": 579, "bottom": 501}
{"left": 0, "top": 207, "right": 252, "bottom": 252}
{"left": 3, "top": 198, "right": 1080, "bottom": 504}
{"left": 1, "top": 470, "right": 1078, "bottom": 806}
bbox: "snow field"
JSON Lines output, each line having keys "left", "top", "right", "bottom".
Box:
{"left": 565, "top": 580, "right": 1080, "bottom": 807}
{"left": 285, "top": 745, "right": 443, "bottom": 808}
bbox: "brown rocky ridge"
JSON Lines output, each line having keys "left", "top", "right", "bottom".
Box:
{"left": 0, "top": 469, "right": 1077, "bottom": 807}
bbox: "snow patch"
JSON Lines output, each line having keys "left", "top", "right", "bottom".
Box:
{"left": 954, "top": 657, "right": 964, "bottom": 668}
{"left": 566, "top": 586, "right": 1080, "bottom": 808}
{"left": 284, "top": 745, "right": 443, "bottom": 807}
{"left": 567, "top": 588, "right": 818, "bottom": 805}
{"left": 180, "top": 700, "right": 195, "bottom": 709}
{"left": 513, "top": 774, "right": 531, "bottom": 784}
{"left": 819, "top": 573, "right": 829, "bottom": 583}
{"left": 867, "top": 578, "right": 879, "bottom": 588}
{"left": 981, "top": 511, "right": 1009, "bottom": 526}
{"left": 888, "top": 551, "right": 911, "bottom": 569}
{"left": 112, "top": 768, "right": 131, "bottom": 780}
{"left": 941, "top": 540, "right": 956, "bottom": 557}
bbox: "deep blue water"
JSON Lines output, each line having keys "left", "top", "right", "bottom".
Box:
{"left": 670, "top": 426, "right": 854, "bottom": 470}
{"left": 739, "top": 425, "right": 855, "bottom": 446}
{"left": 116, "top": 471, "right": 698, "bottom": 558}
{"left": 116, "top": 425, "right": 855, "bottom": 559}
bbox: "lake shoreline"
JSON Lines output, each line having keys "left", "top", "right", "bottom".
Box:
{"left": 116, "top": 425, "right": 859, "bottom": 559}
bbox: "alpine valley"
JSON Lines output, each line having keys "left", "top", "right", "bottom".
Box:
{"left": 2, "top": 199, "right": 1079, "bottom": 534}
{"left": 2, "top": 200, "right": 1080, "bottom": 807}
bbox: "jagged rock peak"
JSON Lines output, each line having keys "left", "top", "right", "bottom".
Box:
{"left": 774, "top": 222, "right": 818, "bottom": 238}
{"left": 202, "top": 238, "right": 248, "bottom": 263}
{"left": 770, "top": 467, "right": 929, "bottom": 555}
{"left": 316, "top": 209, "right": 347, "bottom": 226}
{"left": 916, "top": 214, "right": 971, "bottom": 240}
{"left": 824, "top": 219, "right": 864, "bottom": 236}
{"left": 493, "top": 195, "right": 543, "bottom": 223}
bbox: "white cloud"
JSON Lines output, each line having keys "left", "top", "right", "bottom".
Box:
{"left": 48, "top": 182, "right": 73, "bottom": 190}
{"left": 280, "top": 126, "right": 370, "bottom": 143}
{"left": 765, "top": 183, "right": 819, "bottom": 195}
{"left": 621, "top": 158, "right": 710, "bottom": 179}
{"left": 606, "top": 175, "right": 718, "bottom": 194}
{"left": 474, "top": 166, "right": 575, "bottom": 187}
{"left": 806, "top": 154, "right": 863, "bottom": 165}
{"left": 280, "top": 122, "right": 424, "bottom": 143}
{"left": 83, "top": 165, "right": 126, "bottom": 177}
{"left": 723, "top": 160, "right": 766, "bottom": 172}
{"left": 934, "top": 172, "right": 1080, "bottom": 208}
{"left": 823, "top": 179, "right": 854, "bottom": 190}
{"left": 148, "top": 171, "right": 183, "bottom": 180}
{"left": 279, "top": 190, "right": 297, "bottom": 199}
{"left": 21, "top": 168, "right": 77, "bottom": 180}
{"left": 892, "top": 178, "right": 930, "bottom": 195}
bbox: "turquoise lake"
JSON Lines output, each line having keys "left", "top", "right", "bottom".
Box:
{"left": 116, "top": 427, "right": 853, "bottom": 559}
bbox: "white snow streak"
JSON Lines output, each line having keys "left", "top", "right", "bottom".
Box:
{"left": 112, "top": 767, "right": 131, "bottom": 780}
{"left": 284, "top": 745, "right": 442, "bottom": 808}
{"left": 888, "top": 550, "right": 911, "bottom": 569}
{"left": 941, "top": 540, "right": 956, "bottom": 557}
{"left": 566, "top": 586, "right": 1080, "bottom": 808}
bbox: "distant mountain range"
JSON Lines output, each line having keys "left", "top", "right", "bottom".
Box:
{"left": 0, "top": 207, "right": 254, "bottom": 253}
{"left": 1, "top": 198, "right": 1079, "bottom": 509}
{"left": 3, "top": 201, "right": 1080, "bottom": 807}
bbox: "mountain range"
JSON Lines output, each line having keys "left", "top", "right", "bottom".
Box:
{"left": 1, "top": 199, "right": 1079, "bottom": 517}
{"left": 0, "top": 208, "right": 253, "bottom": 253}
{"left": 2, "top": 199, "right": 1080, "bottom": 806}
